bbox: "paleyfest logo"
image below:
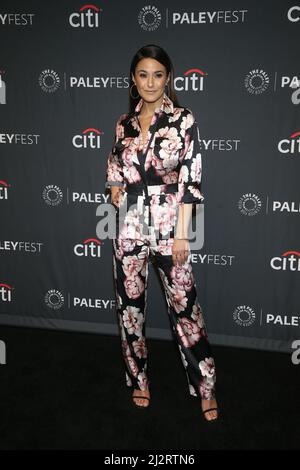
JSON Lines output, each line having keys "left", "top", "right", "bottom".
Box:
{"left": 138, "top": 5, "right": 161, "bottom": 31}
{"left": 238, "top": 193, "right": 262, "bottom": 216}
{"left": 45, "top": 289, "right": 64, "bottom": 309}
{"left": 233, "top": 305, "right": 256, "bottom": 326}
{"left": 42, "top": 185, "right": 63, "bottom": 206}
{"left": 244, "top": 69, "right": 270, "bottom": 94}
{"left": 39, "top": 69, "right": 60, "bottom": 93}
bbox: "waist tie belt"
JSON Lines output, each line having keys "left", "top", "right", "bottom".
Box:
{"left": 126, "top": 182, "right": 178, "bottom": 206}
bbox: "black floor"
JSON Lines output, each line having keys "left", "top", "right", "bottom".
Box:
{"left": 0, "top": 325, "right": 299, "bottom": 450}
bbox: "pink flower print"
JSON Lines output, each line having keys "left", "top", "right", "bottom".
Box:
{"left": 107, "top": 159, "right": 124, "bottom": 183}
{"left": 170, "top": 263, "right": 194, "bottom": 292}
{"left": 165, "top": 193, "right": 178, "bottom": 206}
{"left": 125, "top": 371, "right": 133, "bottom": 387}
{"left": 176, "top": 316, "right": 202, "bottom": 348}
{"left": 122, "top": 306, "right": 144, "bottom": 336}
{"left": 157, "top": 267, "right": 187, "bottom": 313}
{"left": 121, "top": 340, "right": 139, "bottom": 377}
{"left": 188, "top": 185, "right": 204, "bottom": 201}
{"left": 119, "top": 208, "right": 142, "bottom": 240}
{"left": 162, "top": 171, "right": 178, "bottom": 184}
{"left": 118, "top": 317, "right": 128, "bottom": 341}
{"left": 127, "top": 356, "right": 139, "bottom": 377}
{"left": 124, "top": 274, "right": 144, "bottom": 299}
{"left": 121, "top": 144, "right": 135, "bottom": 166}
{"left": 199, "top": 376, "right": 215, "bottom": 400}
{"left": 118, "top": 238, "right": 136, "bottom": 253}
{"left": 178, "top": 164, "right": 189, "bottom": 183}
{"left": 116, "top": 120, "right": 125, "bottom": 139}
{"left": 133, "top": 337, "right": 147, "bottom": 359}
{"left": 199, "top": 357, "right": 216, "bottom": 380}
{"left": 189, "top": 384, "right": 197, "bottom": 397}
{"left": 124, "top": 165, "right": 142, "bottom": 184}
{"left": 137, "top": 371, "right": 149, "bottom": 391}
{"left": 190, "top": 153, "right": 202, "bottom": 181}
{"left": 157, "top": 267, "right": 171, "bottom": 295}
{"left": 156, "top": 126, "right": 179, "bottom": 141}
{"left": 113, "top": 243, "right": 124, "bottom": 261}
{"left": 156, "top": 243, "right": 173, "bottom": 256}
{"left": 170, "top": 287, "right": 188, "bottom": 313}
{"left": 151, "top": 154, "right": 168, "bottom": 177}
{"left": 182, "top": 113, "right": 195, "bottom": 132}
{"left": 150, "top": 202, "right": 177, "bottom": 236}
{"left": 121, "top": 339, "right": 131, "bottom": 358}
{"left": 178, "top": 344, "right": 188, "bottom": 368}
{"left": 191, "top": 302, "right": 205, "bottom": 329}
{"left": 123, "top": 254, "right": 144, "bottom": 278}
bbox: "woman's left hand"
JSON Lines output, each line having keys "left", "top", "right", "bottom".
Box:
{"left": 172, "top": 238, "right": 190, "bottom": 266}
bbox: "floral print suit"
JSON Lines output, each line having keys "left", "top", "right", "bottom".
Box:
{"left": 105, "top": 92, "right": 216, "bottom": 400}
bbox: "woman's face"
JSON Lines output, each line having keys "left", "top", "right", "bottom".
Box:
{"left": 132, "top": 58, "right": 170, "bottom": 104}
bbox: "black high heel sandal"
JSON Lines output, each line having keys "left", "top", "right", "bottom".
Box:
{"left": 132, "top": 394, "right": 151, "bottom": 409}
{"left": 202, "top": 407, "right": 218, "bottom": 421}
{"left": 132, "top": 382, "right": 151, "bottom": 409}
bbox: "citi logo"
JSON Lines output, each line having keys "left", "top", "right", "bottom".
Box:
{"left": 174, "top": 68, "right": 208, "bottom": 92}
{"left": 278, "top": 131, "right": 300, "bottom": 155}
{"left": 69, "top": 4, "right": 102, "bottom": 28}
{"left": 74, "top": 238, "right": 102, "bottom": 258}
{"left": 0, "top": 282, "right": 13, "bottom": 302}
{"left": 0, "top": 180, "right": 10, "bottom": 200}
{"left": 270, "top": 251, "right": 300, "bottom": 271}
{"left": 73, "top": 128, "right": 104, "bottom": 149}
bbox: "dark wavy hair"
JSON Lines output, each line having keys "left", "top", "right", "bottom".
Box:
{"left": 128, "top": 44, "right": 181, "bottom": 114}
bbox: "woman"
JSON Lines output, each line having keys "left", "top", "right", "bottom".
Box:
{"left": 105, "top": 44, "right": 218, "bottom": 421}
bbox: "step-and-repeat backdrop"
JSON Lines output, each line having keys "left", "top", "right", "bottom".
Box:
{"left": 1, "top": 0, "right": 299, "bottom": 353}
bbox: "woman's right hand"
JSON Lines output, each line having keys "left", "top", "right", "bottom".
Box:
{"left": 111, "top": 186, "right": 123, "bottom": 207}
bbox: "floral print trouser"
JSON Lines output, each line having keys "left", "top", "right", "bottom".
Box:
{"left": 112, "top": 235, "right": 217, "bottom": 400}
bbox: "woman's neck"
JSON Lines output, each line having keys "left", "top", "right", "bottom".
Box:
{"left": 140, "top": 95, "right": 164, "bottom": 118}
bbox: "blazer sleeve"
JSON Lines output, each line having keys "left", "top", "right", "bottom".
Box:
{"left": 177, "top": 111, "right": 205, "bottom": 205}
{"left": 105, "top": 115, "right": 126, "bottom": 189}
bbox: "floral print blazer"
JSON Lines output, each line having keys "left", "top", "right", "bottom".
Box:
{"left": 105, "top": 92, "right": 204, "bottom": 241}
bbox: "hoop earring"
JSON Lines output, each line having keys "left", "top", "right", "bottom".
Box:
{"left": 130, "top": 83, "right": 140, "bottom": 99}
